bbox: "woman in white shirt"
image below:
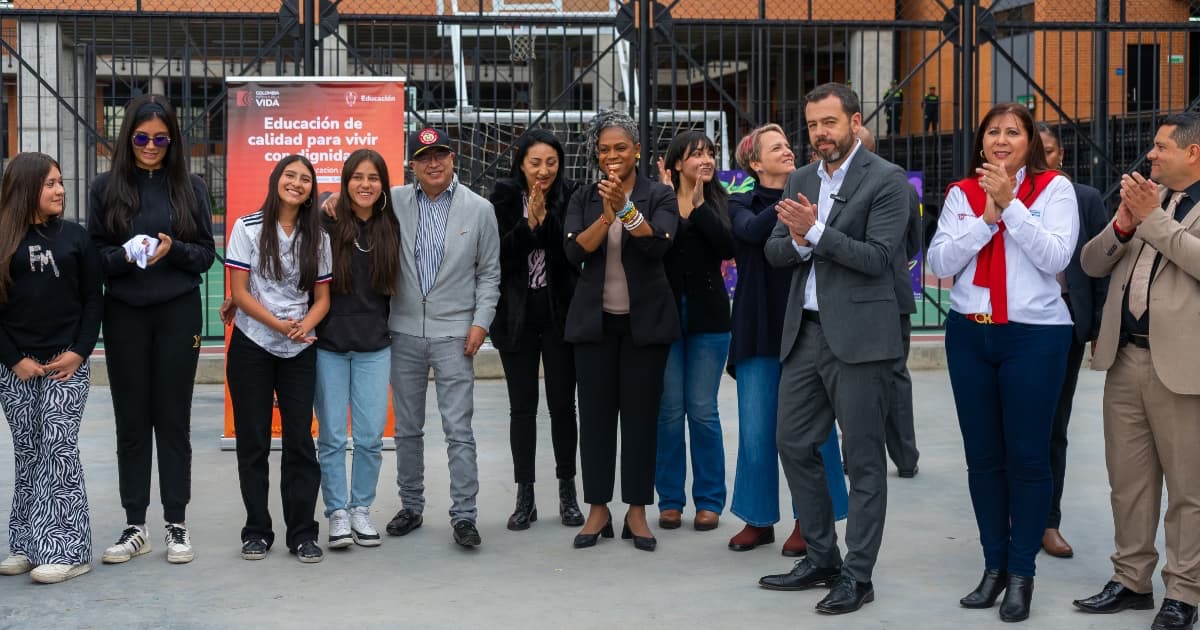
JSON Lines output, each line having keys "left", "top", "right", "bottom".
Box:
{"left": 927, "top": 103, "right": 1078, "bottom": 623}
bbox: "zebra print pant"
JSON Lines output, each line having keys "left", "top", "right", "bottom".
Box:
{"left": 1, "top": 360, "right": 92, "bottom": 565}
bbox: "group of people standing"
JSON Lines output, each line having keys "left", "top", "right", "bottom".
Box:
{"left": 2, "top": 85, "right": 1199, "bottom": 630}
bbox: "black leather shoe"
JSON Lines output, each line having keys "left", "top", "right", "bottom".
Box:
{"left": 1072, "top": 580, "right": 1154, "bottom": 614}
{"left": 898, "top": 465, "right": 919, "bottom": 479}
{"left": 506, "top": 482, "right": 537, "bottom": 531}
{"left": 815, "top": 575, "right": 874, "bottom": 614}
{"left": 998, "top": 575, "right": 1033, "bottom": 622}
{"left": 759, "top": 558, "right": 842, "bottom": 591}
{"left": 558, "top": 479, "right": 584, "bottom": 527}
{"left": 1152, "top": 599, "right": 1198, "bottom": 630}
{"left": 452, "top": 520, "right": 482, "bottom": 548}
{"left": 385, "top": 508, "right": 423, "bottom": 536}
{"left": 960, "top": 569, "right": 1008, "bottom": 608}
{"left": 572, "top": 512, "right": 614, "bottom": 549}
{"left": 621, "top": 516, "right": 657, "bottom": 552}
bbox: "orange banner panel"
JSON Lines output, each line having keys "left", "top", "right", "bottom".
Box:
{"left": 222, "top": 77, "right": 406, "bottom": 445}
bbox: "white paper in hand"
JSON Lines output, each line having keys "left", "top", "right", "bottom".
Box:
{"left": 122, "top": 234, "right": 160, "bottom": 269}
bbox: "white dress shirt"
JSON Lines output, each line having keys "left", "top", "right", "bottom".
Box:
{"left": 927, "top": 168, "right": 1079, "bottom": 325}
{"left": 791, "top": 139, "right": 864, "bottom": 311}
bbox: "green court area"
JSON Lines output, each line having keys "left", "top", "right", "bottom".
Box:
{"left": 200, "top": 251, "right": 228, "bottom": 339}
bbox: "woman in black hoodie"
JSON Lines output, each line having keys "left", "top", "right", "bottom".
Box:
{"left": 88, "top": 94, "right": 215, "bottom": 566}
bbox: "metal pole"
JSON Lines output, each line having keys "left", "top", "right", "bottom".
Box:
{"left": 1093, "top": 0, "right": 1109, "bottom": 188}
{"left": 638, "top": 0, "right": 652, "bottom": 178}
{"left": 755, "top": 0, "right": 768, "bottom": 126}
{"left": 959, "top": 0, "right": 976, "bottom": 179}
{"left": 303, "top": 0, "right": 316, "bottom": 76}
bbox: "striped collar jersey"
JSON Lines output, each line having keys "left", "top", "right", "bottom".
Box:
{"left": 225, "top": 211, "right": 332, "bottom": 358}
{"left": 414, "top": 175, "right": 459, "bottom": 295}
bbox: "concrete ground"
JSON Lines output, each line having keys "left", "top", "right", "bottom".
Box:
{"left": 0, "top": 367, "right": 1170, "bottom": 629}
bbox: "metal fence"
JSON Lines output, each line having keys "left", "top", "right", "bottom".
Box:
{"left": 1, "top": 0, "right": 1198, "bottom": 335}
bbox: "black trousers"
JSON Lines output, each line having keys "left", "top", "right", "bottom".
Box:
{"left": 1048, "top": 332, "right": 1086, "bottom": 529}
{"left": 498, "top": 287, "right": 578, "bottom": 484}
{"left": 574, "top": 314, "right": 669, "bottom": 506}
{"left": 227, "top": 327, "right": 320, "bottom": 550}
{"left": 885, "top": 317, "right": 920, "bottom": 472}
{"left": 103, "top": 289, "right": 201, "bottom": 525}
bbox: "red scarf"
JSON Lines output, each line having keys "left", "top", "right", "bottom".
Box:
{"left": 947, "top": 170, "right": 1060, "bottom": 323}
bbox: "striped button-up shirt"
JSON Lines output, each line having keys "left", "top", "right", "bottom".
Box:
{"left": 414, "top": 175, "right": 458, "bottom": 295}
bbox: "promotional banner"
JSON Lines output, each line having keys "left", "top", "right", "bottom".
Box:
{"left": 222, "top": 77, "right": 406, "bottom": 446}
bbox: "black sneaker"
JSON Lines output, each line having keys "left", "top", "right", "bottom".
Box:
{"left": 240, "top": 538, "right": 269, "bottom": 561}
{"left": 291, "top": 540, "right": 323, "bottom": 564}
{"left": 386, "top": 508, "right": 423, "bottom": 537}
{"left": 453, "top": 520, "right": 482, "bottom": 548}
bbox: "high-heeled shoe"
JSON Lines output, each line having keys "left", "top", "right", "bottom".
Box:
{"left": 621, "top": 516, "right": 657, "bottom": 552}
{"left": 960, "top": 569, "right": 1008, "bottom": 608}
{"left": 572, "top": 512, "right": 614, "bottom": 549}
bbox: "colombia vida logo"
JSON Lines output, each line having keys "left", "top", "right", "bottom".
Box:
{"left": 345, "top": 91, "right": 358, "bottom": 107}
{"left": 235, "top": 90, "right": 251, "bottom": 107}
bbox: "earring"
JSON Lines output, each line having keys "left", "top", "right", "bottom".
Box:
{"left": 636, "top": 153, "right": 641, "bottom": 159}
{"left": 979, "top": 150, "right": 985, "bottom": 158}
{"left": 380, "top": 193, "right": 389, "bottom": 212}
{"left": 303, "top": 197, "right": 313, "bottom": 208}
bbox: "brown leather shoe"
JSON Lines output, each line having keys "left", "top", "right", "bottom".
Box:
{"left": 1043, "top": 528, "right": 1074, "bottom": 558}
{"left": 694, "top": 510, "right": 719, "bottom": 531}
{"left": 729, "top": 525, "right": 774, "bottom": 551}
{"left": 659, "top": 509, "right": 682, "bottom": 529}
{"left": 782, "top": 520, "right": 807, "bottom": 557}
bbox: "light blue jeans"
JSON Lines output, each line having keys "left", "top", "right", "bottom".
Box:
{"left": 314, "top": 347, "right": 391, "bottom": 517}
{"left": 730, "top": 357, "right": 848, "bottom": 526}
{"left": 655, "top": 330, "right": 731, "bottom": 514}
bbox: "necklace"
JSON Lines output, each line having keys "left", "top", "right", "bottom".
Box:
{"left": 354, "top": 238, "right": 373, "bottom": 253}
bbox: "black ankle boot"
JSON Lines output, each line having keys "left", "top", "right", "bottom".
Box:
{"left": 559, "top": 478, "right": 584, "bottom": 527}
{"left": 960, "top": 569, "right": 1007, "bottom": 608}
{"left": 999, "top": 575, "right": 1034, "bottom": 622}
{"left": 506, "top": 482, "right": 537, "bottom": 531}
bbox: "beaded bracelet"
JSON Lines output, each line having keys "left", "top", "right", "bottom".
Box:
{"left": 616, "top": 199, "right": 637, "bottom": 222}
{"left": 622, "top": 211, "right": 645, "bottom": 232}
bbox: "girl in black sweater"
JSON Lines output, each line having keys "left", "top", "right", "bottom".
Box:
{"left": 87, "top": 95, "right": 216, "bottom": 565}
{"left": 0, "top": 152, "right": 102, "bottom": 584}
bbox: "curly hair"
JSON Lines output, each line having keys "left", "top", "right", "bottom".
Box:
{"left": 584, "top": 110, "right": 639, "bottom": 168}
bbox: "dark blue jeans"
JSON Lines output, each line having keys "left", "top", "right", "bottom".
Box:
{"left": 945, "top": 311, "right": 1071, "bottom": 577}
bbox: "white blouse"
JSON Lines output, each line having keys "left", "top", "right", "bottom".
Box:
{"left": 927, "top": 169, "right": 1079, "bottom": 326}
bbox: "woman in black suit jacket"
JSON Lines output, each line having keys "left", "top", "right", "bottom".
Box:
{"left": 489, "top": 130, "right": 584, "bottom": 532}
{"left": 564, "top": 111, "right": 680, "bottom": 552}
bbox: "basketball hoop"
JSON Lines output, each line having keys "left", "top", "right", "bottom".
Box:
{"left": 509, "top": 33, "right": 536, "bottom": 63}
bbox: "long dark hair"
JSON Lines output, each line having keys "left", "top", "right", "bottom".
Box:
{"left": 257, "top": 155, "right": 322, "bottom": 290}
{"left": 331, "top": 149, "right": 399, "bottom": 296}
{"left": 663, "top": 130, "right": 730, "bottom": 224}
{"left": 508, "top": 129, "right": 570, "bottom": 211}
{"left": 102, "top": 94, "right": 198, "bottom": 241}
{"left": 0, "top": 153, "right": 59, "bottom": 305}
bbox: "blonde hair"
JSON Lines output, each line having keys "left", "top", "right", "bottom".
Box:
{"left": 735, "top": 123, "right": 786, "bottom": 173}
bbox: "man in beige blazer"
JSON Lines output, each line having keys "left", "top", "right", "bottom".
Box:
{"left": 1074, "top": 112, "right": 1200, "bottom": 630}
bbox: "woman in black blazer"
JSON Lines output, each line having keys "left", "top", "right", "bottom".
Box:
{"left": 652, "top": 131, "right": 736, "bottom": 533}
{"left": 564, "top": 111, "right": 680, "bottom": 552}
{"left": 489, "top": 129, "right": 584, "bottom": 532}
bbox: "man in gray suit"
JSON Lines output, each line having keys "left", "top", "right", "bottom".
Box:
{"left": 757, "top": 84, "right": 910, "bottom": 615}
{"left": 383, "top": 128, "right": 501, "bottom": 548}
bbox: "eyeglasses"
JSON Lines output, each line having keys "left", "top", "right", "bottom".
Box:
{"left": 412, "top": 149, "right": 452, "bottom": 164}
{"left": 132, "top": 132, "right": 172, "bottom": 148}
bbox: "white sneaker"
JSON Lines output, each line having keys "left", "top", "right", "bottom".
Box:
{"left": 349, "top": 506, "right": 381, "bottom": 547}
{"left": 328, "top": 509, "right": 353, "bottom": 549}
{"left": 0, "top": 554, "right": 33, "bottom": 576}
{"left": 102, "top": 525, "right": 151, "bottom": 564}
{"left": 30, "top": 563, "right": 91, "bottom": 584}
{"left": 164, "top": 523, "right": 194, "bottom": 564}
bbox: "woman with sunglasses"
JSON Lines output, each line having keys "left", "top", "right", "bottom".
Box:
{"left": 88, "top": 94, "right": 215, "bottom": 566}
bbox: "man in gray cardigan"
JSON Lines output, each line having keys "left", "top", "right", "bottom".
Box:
{"left": 384, "top": 128, "right": 500, "bottom": 548}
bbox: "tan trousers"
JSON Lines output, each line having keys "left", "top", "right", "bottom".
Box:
{"left": 1104, "top": 345, "right": 1200, "bottom": 604}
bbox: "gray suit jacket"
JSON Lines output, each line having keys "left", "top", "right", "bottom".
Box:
{"left": 388, "top": 182, "right": 501, "bottom": 338}
{"left": 764, "top": 148, "right": 910, "bottom": 364}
